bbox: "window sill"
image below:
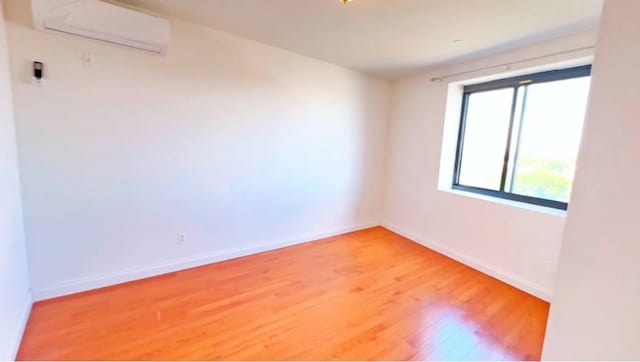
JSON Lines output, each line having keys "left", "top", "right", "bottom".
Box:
{"left": 441, "top": 187, "right": 567, "bottom": 217}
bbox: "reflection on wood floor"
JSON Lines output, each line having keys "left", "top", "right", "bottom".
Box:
{"left": 18, "top": 226, "right": 549, "bottom": 360}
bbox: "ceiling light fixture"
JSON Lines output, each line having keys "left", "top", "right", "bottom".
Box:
{"left": 340, "top": 0, "right": 353, "bottom": 3}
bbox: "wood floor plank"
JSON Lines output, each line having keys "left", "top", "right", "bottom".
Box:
{"left": 17, "top": 226, "right": 549, "bottom": 360}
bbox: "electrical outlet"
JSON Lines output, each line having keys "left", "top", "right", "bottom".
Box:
{"left": 177, "top": 233, "right": 186, "bottom": 244}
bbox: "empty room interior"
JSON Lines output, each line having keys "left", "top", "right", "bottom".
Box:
{"left": 2, "top": 0, "right": 639, "bottom": 360}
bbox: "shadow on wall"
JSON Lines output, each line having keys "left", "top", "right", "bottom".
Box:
{"left": 4, "top": 0, "right": 388, "bottom": 294}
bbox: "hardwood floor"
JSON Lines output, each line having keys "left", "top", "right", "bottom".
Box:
{"left": 17, "top": 227, "right": 549, "bottom": 360}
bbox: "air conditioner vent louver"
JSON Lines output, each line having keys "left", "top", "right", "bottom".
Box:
{"left": 32, "top": 0, "right": 170, "bottom": 56}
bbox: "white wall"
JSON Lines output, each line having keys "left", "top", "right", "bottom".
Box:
{"left": 3, "top": 0, "right": 389, "bottom": 300}
{"left": 0, "top": 1, "right": 31, "bottom": 360}
{"left": 542, "top": 0, "right": 640, "bottom": 359}
{"left": 381, "top": 31, "right": 597, "bottom": 300}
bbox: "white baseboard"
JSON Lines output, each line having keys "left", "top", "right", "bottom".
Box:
{"left": 33, "top": 222, "right": 379, "bottom": 301}
{"left": 382, "top": 222, "right": 553, "bottom": 302}
{"left": 6, "top": 290, "right": 33, "bottom": 361}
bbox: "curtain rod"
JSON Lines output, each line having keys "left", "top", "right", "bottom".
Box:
{"left": 430, "top": 45, "right": 595, "bottom": 82}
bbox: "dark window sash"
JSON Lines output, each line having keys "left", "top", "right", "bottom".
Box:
{"left": 451, "top": 184, "right": 568, "bottom": 210}
{"left": 451, "top": 65, "right": 591, "bottom": 211}
{"left": 463, "top": 65, "right": 591, "bottom": 93}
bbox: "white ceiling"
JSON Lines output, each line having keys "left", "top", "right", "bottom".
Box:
{"left": 121, "top": 0, "right": 603, "bottom": 79}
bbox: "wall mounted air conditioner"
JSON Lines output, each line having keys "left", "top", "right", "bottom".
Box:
{"left": 31, "top": 0, "right": 170, "bottom": 56}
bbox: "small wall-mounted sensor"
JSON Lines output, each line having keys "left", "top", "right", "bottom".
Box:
{"left": 32, "top": 61, "right": 44, "bottom": 86}
{"left": 82, "top": 52, "right": 95, "bottom": 67}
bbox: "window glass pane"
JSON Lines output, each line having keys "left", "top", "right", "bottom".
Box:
{"left": 509, "top": 77, "right": 591, "bottom": 202}
{"left": 458, "top": 88, "right": 514, "bottom": 190}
